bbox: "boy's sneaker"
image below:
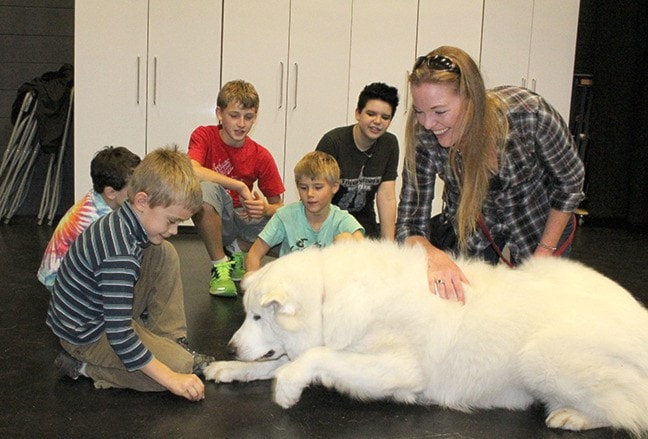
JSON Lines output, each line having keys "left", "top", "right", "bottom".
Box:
{"left": 176, "top": 337, "right": 215, "bottom": 376}
{"left": 54, "top": 350, "right": 82, "bottom": 380}
{"left": 176, "top": 336, "right": 191, "bottom": 350}
{"left": 192, "top": 353, "right": 216, "bottom": 377}
{"left": 224, "top": 241, "right": 242, "bottom": 260}
{"left": 230, "top": 252, "right": 246, "bottom": 281}
{"left": 209, "top": 260, "right": 236, "bottom": 297}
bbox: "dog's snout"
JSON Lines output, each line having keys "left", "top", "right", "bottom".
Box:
{"left": 227, "top": 342, "right": 237, "bottom": 358}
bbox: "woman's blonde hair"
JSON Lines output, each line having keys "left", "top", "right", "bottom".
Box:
{"left": 128, "top": 145, "right": 203, "bottom": 214}
{"left": 405, "top": 46, "right": 508, "bottom": 249}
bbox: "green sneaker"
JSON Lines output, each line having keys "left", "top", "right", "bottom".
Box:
{"left": 209, "top": 260, "right": 236, "bottom": 297}
{"left": 230, "top": 252, "right": 246, "bottom": 281}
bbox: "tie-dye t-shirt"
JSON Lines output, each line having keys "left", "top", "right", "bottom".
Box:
{"left": 37, "top": 190, "right": 112, "bottom": 290}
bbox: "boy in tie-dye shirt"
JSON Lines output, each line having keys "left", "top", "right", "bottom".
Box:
{"left": 38, "top": 146, "right": 141, "bottom": 290}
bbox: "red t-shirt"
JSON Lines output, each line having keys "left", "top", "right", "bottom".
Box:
{"left": 188, "top": 125, "right": 285, "bottom": 208}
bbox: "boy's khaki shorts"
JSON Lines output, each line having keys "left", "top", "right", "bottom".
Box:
{"left": 200, "top": 181, "right": 268, "bottom": 246}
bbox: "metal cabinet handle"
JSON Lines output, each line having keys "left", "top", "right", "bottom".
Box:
{"left": 136, "top": 56, "right": 141, "bottom": 104}
{"left": 279, "top": 62, "right": 284, "bottom": 109}
{"left": 293, "top": 63, "right": 299, "bottom": 110}
{"left": 405, "top": 70, "right": 410, "bottom": 114}
{"left": 153, "top": 57, "right": 158, "bottom": 105}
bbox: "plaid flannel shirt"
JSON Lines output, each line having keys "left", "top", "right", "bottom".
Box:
{"left": 396, "top": 86, "right": 585, "bottom": 263}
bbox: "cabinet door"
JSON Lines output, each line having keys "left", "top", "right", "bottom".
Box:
{"left": 348, "top": 0, "right": 418, "bottom": 208}
{"left": 417, "top": 0, "right": 484, "bottom": 215}
{"left": 527, "top": 0, "right": 580, "bottom": 120}
{"left": 417, "top": 0, "right": 484, "bottom": 61}
{"left": 480, "top": 0, "right": 534, "bottom": 90}
{"left": 147, "top": 0, "right": 222, "bottom": 152}
{"left": 348, "top": 0, "right": 418, "bottom": 140}
{"left": 74, "top": 0, "right": 148, "bottom": 199}
{"left": 283, "top": 1, "right": 353, "bottom": 203}
{"left": 221, "top": 0, "right": 290, "bottom": 179}
{"left": 481, "top": 0, "right": 579, "bottom": 120}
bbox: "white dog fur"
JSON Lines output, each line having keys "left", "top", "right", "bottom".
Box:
{"left": 203, "top": 240, "right": 648, "bottom": 436}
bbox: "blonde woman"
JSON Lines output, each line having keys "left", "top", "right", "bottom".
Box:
{"left": 396, "top": 46, "right": 584, "bottom": 303}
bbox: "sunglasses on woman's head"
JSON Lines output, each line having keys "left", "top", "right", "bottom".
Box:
{"left": 413, "top": 55, "right": 460, "bottom": 74}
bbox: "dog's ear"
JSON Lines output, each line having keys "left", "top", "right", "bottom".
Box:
{"left": 260, "top": 290, "right": 297, "bottom": 316}
{"left": 259, "top": 290, "right": 301, "bottom": 331}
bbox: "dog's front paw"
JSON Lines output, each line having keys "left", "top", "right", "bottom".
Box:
{"left": 273, "top": 378, "right": 304, "bottom": 408}
{"left": 202, "top": 361, "right": 243, "bottom": 383}
{"left": 273, "top": 363, "right": 308, "bottom": 408}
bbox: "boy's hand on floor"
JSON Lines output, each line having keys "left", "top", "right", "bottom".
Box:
{"left": 142, "top": 357, "right": 205, "bottom": 402}
{"left": 167, "top": 372, "right": 205, "bottom": 402}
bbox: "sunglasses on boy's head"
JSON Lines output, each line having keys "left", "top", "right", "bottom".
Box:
{"left": 413, "top": 55, "right": 460, "bottom": 74}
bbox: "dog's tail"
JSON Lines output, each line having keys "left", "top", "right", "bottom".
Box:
{"left": 599, "top": 377, "right": 648, "bottom": 438}
{"left": 559, "top": 352, "right": 648, "bottom": 437}
{"left": 597, "top": 365, "right": 648, "bottom": 438}
{"left": 523, "top": 325, "right": 648, "bottom": 436}
{"left": 591, "top": 325, "right": 648, "bottom": 437}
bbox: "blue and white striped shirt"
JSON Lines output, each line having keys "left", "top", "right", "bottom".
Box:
{"left": 46, "top": 201, "right": 153, "bottom": 371}
{"left": 396, "top": 86, "right": 585, "bottom": 263}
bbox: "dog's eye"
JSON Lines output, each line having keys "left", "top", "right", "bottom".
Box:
{"left": 253, "top": 314, "right": 261, "bottom": 321}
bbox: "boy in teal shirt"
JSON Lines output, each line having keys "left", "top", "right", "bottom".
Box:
{"left": 245, "top": 151, "right": 364, "bottom": 273}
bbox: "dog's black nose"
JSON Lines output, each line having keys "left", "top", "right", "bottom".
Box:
{"left": 227, "top": 342, "right": 237, "bottom": 357}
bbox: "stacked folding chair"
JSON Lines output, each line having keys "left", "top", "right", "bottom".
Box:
{"left": 37, "top": 88, "right": 74, "bottom": 225}
{"left": 0, "top": 92, "right": 40, "bottom": 223}
{"left": 0, "top": 65, "right": 74, "bottom": 225}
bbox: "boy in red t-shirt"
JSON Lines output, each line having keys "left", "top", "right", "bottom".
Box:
{"left": 188, "top": 80, "right": 285, "bottom": 297}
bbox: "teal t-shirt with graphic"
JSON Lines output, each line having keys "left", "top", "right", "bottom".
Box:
{"left": 258, "top": 202, "right": 364, "bottom": 256}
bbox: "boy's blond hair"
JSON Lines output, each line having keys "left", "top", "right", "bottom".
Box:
{"left": 128, "top": 145, "right": 202, "bottom": 214}
{"left": 294, "top": 151, "right": 340, "bottom": 186}
{"left": 217, "top": 80, "right": 259, "bottom": 110}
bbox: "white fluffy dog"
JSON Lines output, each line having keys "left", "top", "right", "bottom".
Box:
{"left": 203, "top": 240, "right": 648, "bottom": 436}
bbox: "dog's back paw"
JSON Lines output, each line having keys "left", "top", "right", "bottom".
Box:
{"left": 546, "top": 408, "right": 607, "bottom": 431}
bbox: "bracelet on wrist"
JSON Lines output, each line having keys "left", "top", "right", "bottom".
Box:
{"left": 538, "top": 242, "right": 557, "bottom": 252}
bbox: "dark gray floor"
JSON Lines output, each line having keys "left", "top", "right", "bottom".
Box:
{"left": 1, "top": 218, "right": 646, "bottom": 438}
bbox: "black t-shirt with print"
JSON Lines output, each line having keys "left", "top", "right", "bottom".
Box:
{"left": 316, "top": 124, "right": 399, "bottom": 236}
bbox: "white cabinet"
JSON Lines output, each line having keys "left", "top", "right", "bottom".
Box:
{"left": 347, "top": 0, "right": 418, "bottom": 213}
{"left": 416, "top": 0, "right": 485, "bottom": 215}
{"left": 74, "top": 0, "right": 147, "bottom": 199}
{"left": 347, "top": 0, "right": 418, "bottom": 137}
{"left": 145, "top": 2, "right": 222, "bottom": 154}
{"left": 74, "top": 0, "right": 222, "bottom": 199}
{"left": 74, "top": 0, "right": 580, "bottom": 209}
{"left": 221, "top": 0, "right": 352, "bottom": 204}
{"left": 221, "top": 0, "right": 290, "bottom": 186}
{"left": 416, "top": 0, "right": 485, "bottom": 62}
{"left": 480, "top": 0, "right": 580, "bottom": 120}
